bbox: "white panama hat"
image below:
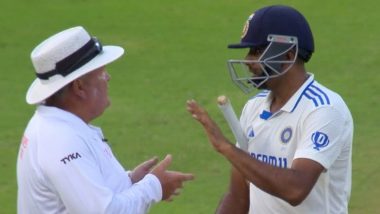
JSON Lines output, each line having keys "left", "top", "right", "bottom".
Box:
{"left": 26, "top": 26, "right": 124, "bottom": 105}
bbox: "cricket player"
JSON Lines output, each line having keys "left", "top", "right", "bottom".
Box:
{"left": 187, "top": 5, "right": 353, "bottom": 214}
{"left": 17, "top": 26, "right": 193, "bottom": 214}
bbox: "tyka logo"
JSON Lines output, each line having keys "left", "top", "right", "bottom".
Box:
{"left": 61, "top": 152, "right": 82, "bottom": 164}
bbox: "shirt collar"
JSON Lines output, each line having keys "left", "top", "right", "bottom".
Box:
{"left": 281, "top": 73, "right": 315, "bottom": 112}
{"left": 36, "top": 105, "right": 106, "bottom": 142}
{"left": 36, "top": 105, "right": 89, "bottom": 128}
{"left": 262, "top": 73, "right": 315, "bottom": 115}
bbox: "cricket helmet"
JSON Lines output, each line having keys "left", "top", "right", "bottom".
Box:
{"left": 227, "top": 5, "right": 314, "bottom": 93}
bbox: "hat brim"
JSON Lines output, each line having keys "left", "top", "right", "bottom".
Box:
{"left": 26, "top": 45, "right": 124, "bottom": 105}
{"left": 228, "top": 42, "right": 256, "bottom": 49}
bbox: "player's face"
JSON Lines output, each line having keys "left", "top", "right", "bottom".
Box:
{"left": 245, "top": 48, "right": 264, "bottom": 75}
{"left": 227, "top": 36, "right": 298, "bottom": 93}
{"left": 82, "top": 66, "right": 111, "bottom": 119}
{"left": 245, "top": 48, "right": 269, "bottom": 89}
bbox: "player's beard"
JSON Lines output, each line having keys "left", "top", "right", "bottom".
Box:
{"left": 249, "top": 78, "right": 268, "bottom": 90}
{"left": 248, "top": 65, "right": 276, "bottom": 90}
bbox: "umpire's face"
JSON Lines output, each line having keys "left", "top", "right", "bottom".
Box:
{"left": 81, "top": 66, "right": 111, "bottom": 120}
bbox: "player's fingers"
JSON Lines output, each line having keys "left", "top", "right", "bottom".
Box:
{"left": 186, "top": 100, "right": 210, "bottom": 121}
{"left": 187, "top": 109, "right": 206, "bottom": 122}
{"left": 186, "top": 100, "right": 197, "bottom": 112}
{"left": 186, "top": 99, "right": 196, "bottom": 105}
{"left": 186, "top": 99, "right": 194, "bottom": 108}
{"left": 186, "top": 99, "right": 202, "bottom": 112}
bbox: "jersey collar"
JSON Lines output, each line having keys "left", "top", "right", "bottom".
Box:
{"left": 36, "top": 105, "right": 106, "bottom": 142}
{"left": 36, "top": 105, "right": 89, "bottom": 128}
{"left": 280, "top": 73, "right": 315, "bottom": 113}
{"left": 258, "top": 74, "right": 315, "bottom": 120}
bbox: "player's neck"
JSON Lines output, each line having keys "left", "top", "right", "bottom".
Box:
{"left": 269, "top": 69, "right": 308, "bottom": 113}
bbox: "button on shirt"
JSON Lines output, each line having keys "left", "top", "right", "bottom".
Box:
{"left": 17, "top": 106, "right": 162, "bottom": 214}
{"left": 240, "top": 75, "right": 353, "bottom": 214}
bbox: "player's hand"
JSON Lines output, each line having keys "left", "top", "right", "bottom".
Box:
{"left": 186, "top": 99, "right": 232, "bottom": 153}
{"left": 150, "top": 154, "right": 194, "bottom": 201}
{"left": 130, "top": 157, "right": 159, "bottom": 184}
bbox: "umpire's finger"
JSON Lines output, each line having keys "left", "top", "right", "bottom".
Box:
{"left": 154, "top": 154, "right": 172, "bottom": 171}
{"left": 168, "top": 171, "right": 194, "bottom": 182}
{"left": 142, "top": 157, "right": 159, "bottom": 170}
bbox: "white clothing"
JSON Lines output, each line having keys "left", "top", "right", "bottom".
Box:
{"left": 240, "top": 75, "right": 353, "bottom": 214}
{"left": 17, "top": 106, "right": 162, "bottom": 214}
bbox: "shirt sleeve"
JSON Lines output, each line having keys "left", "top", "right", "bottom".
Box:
{"left": 41, "top": 133, "right": 162, "bottom": 214}
{"left": 294, "top": 106, "right": 348, "bottom": 169}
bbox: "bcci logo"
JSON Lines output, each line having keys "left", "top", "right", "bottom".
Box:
{"left": 241, "top": 14, "right": 254, "bottom": 39}
{"left": 312, "top": 131, "right": 330, "bottom": 151}
{"left": 280, "top": 127, "right": 292, "bottom": 144}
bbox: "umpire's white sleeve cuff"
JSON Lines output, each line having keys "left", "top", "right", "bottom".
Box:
{"left": 141, "top": 174, "right": 162, "bottom": 202}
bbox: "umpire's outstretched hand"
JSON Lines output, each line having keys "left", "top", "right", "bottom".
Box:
{"left": 130, "top": 157, "right": 159, "bottom": 184}
{"left": 150, "top": 155, "right": 194, "bottom": 201}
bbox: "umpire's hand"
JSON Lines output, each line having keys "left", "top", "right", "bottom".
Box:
{"left": 130, "top": 157, "right": 159, "bottom": 184}
{"left": 150, "top": 154, "right": 194, "bottom": 201}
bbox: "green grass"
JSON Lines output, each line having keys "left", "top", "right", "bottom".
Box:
{"left": 0, "top": 0, "right": 379, "bottom": 213}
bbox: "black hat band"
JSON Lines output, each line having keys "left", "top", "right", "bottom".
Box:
{"left": 36, "top": 37, "right": 103, "bottom": 80}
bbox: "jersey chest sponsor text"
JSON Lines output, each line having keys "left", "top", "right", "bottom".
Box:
{"left": 250, "top": 152, "right": 288, "bottom": 168}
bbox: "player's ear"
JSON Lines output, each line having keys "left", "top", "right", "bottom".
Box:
{"left": 281, "top": 50, "right": 298, "bottom": 70}
{"left": 286, "top": 50, "right": 296, "bottom": 60}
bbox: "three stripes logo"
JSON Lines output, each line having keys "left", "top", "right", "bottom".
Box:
{"left": 304, "top": 84, "right": 330, "bottom": 107}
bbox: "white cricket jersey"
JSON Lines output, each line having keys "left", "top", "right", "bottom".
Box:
{"left": 240, "top": 74, "right": 353, "bottom": 214}
{"left": 17, "top": 106, "right": 162, "bottom": 214}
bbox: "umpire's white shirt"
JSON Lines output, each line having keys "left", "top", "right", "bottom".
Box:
{"left": 240, "top": 75, "right": 353, "bottom": 214}
{"left": 17, "top": 106, "right": 162, "bottom": 214}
